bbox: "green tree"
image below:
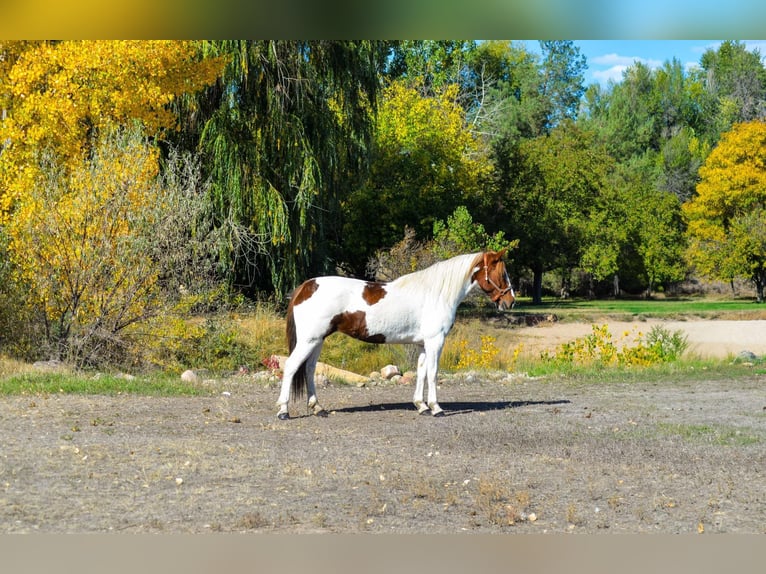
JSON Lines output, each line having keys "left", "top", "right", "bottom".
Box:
{"left": 431, "top": 205, "right": 516, "bottom": 259}
{"left": 494, "top": 121, "right": 613, "bottom": 303}
{"left": 343, "top": 80, "right": 492, "bottom": 275}
{"left": 177, "top": 41, "right": 386, "bottom": 296}
{"left": 700, "top": 40, "right": 766, "bottom": 137}
{"left": 684, "top": 120, "right": 766, "bottom": 301}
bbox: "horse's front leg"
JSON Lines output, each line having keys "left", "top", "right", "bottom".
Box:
{"left": 412, "top": 345, "right": 429, "bottom": 414}
{"left": 425, "top": 337, "right": 445, "bottom": 417}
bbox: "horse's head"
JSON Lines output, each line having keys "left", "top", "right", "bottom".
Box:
{"left": 474, "top": 249, "right": 515, "bottom": 311}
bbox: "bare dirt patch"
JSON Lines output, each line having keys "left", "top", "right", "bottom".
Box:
{"left": 2, "top": 368, "right": 764, "bottom": 533}
{"left": 515, "top": 319, "right": 766, "bottom": 359}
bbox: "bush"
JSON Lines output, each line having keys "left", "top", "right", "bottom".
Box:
{"left": 2, "top": 126, "right": 224, "bottom": 369}
{"left": 543, "top": 324, "right": 688, "bottom": 368}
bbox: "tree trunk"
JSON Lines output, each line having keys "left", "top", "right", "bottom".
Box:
{"left": 532, "top": 266, "right": 543, "bottom": 305}
{"left": 755, "top": 277, "right": 765, "bottom": 303}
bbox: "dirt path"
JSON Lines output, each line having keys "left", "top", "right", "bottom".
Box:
{"left": 2, "top": 371, "right": 764, "bottom": 533}
{"left": 515, "top": 319, "right": 766, "bottom": 359}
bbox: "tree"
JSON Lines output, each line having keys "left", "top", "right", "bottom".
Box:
{"left": 5, "top": 126, "right": 219, "bottom": 366}
{"left": 683, "top": 120, "right": 766, "bottom": 301}
{"left": 0, "top": 41, "right": 224, "bottom": 224}
{"left": 494, "top": 121, "right": 613, "bottom": 303}
{"left": 431, "top": 205, "right": 516, "bottom": 260}
{"left": 700, "top": 40, "right": 766, "bottom": 135}
{"left": 343, "top": 80, "right": 492, "bottom": 275}
{"left": 177, "top": 41, "right": 385, "bottom": 296}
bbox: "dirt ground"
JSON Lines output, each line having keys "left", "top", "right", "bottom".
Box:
{"left": 2, "top": 317, "right": 765, "bottom": 533}
{"left": 515, "top": 319, "right": 766, "bottom": 359}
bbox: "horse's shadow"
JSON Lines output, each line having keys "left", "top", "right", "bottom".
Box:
{"left": 332, "top": 399, "right": 570, "bottom": 417}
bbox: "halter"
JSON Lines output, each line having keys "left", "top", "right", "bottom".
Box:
{"left": 482, "top": 254, "right": 514, "bottom": 303}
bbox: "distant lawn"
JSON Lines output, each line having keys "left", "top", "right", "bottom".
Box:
{"left": 509, "top": 297, "right": 766, "bottom": 321}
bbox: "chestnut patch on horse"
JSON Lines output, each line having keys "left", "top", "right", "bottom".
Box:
{"left": 291, "top": 279, "right": 319, "bottom": 307}
{"left": 362, "top": 282, "right": 388, "bottom": 305}
{"left": 328, "top": 310, "right": 386, "bottom": 344}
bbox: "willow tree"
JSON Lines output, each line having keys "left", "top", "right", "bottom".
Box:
{"left": 180, "top": 41, "right": 386, "bottom": 297}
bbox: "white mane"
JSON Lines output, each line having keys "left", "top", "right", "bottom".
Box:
{"left": 391, "top": 252, "right": 483, "bottom": 304}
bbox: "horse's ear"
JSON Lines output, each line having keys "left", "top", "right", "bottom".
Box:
{"left": 497, "top": 248, "right": 507, "bottom": 259}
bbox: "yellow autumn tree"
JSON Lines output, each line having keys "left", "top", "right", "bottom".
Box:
{"left": 0, "top": 40, "right": 225, "bottom": 222}
{"left": 342, "top": 79, "right": 492, "bottom": 273}
{"left": 0, "top": 41, "right": 225, "bottom": 365}
{"left": 5, "top": 125, "right": 220, "bottom": 366}
{"left": 683, "top": 120, "right": 766, "bottom": 302}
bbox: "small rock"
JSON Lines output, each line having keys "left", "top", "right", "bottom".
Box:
{"left": 181, "top": 370, "right": 201, "bottom": 384}
{"left": 381, "top": 365, "right": 401, "bottom": 379}
{"left": 315, "top": 374, "right": 330, "bottom": 387}
{"left": 390, "top": 375, "right": 402, "bottom": 384}
{"left": 737, "top": 350, "right": 758, "bottom": 362}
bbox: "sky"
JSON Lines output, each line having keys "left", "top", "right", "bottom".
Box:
{"left": 525, "top": 40, "right": 766, "bottom": 87}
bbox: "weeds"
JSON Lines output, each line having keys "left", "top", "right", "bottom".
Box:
{"left": 542, "top": 324, "right": 688, "bottom": 368}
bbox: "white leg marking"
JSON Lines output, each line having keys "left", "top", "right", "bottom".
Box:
{"left": 425, "top": 335, "right": 445, "bottom": 417}
{"left": 412, "top": 346, "right": 427, "bottom": 412}
{"left": 276, "top": 340, "right": 320, "bottom": 419}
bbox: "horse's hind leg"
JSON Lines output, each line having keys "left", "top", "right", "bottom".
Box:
{"left": 304, "top": 344, "right": 328, "bottom": 417}
{"left": 412, "top": 345, "right": 429, "bottom": 414}
{"left": 276, "top": 340, "right": 321, "bottom": 420}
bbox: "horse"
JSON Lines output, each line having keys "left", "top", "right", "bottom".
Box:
{"left": 275, "top": 249, "right": 515, "bottom": 420}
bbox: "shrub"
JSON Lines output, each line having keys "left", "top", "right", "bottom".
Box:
{"left": 2, "top": 126, "right": 224, "bottom": 369}
{"left": 543, "top": 324, "right": 688, "bottom": 368}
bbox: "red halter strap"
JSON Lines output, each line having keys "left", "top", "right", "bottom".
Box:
{"left": 482, "top": 253, "right": 513, "bottom": 302}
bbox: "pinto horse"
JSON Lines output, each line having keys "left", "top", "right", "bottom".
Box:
{"left": 276, "top": 250, "right": 515, "bottom": 419}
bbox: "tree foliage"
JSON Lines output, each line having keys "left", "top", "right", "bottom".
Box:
{"left": 343, "top": 79, "right": 492, "bottom": 275}
{"left": 0, "top": 40, "right": 224, "bottom": 224}
{"left": 178, "top": 40, "right": 385, "bottom": 296}
{"left": 494, "top": 121, "right": 613, "bottom": 302}
{"left": 684, "top": 120, "right": 766, "bottom": 301}
{"left": 5, "top": 127, "right": 220, "bottom": 366}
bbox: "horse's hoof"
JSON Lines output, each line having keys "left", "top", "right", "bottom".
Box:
{"left": 315, "top": 409, "right": 329, "bottom": 418}
{"left": 432, "top": 410, "right": 445, "bottom": 418}
{"left": 418, "top": 408, "right": 431, "bottom": 416}
{"left": 277, "top": 412, "right": 290, "bottom": 421}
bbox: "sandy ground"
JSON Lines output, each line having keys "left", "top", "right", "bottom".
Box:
{"left": 514, "top": 319, "right": 766, "bottom": 359}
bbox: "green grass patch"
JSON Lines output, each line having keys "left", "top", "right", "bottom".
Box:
{"left": 523, "top": 357, "right": 757, "bottom": 385}
{"left": 511, "top": 297, "right": 766, "bottom": 322}
{"left": 0, "top": 372, "right": 210, "bottom": 396}
{"left": 655, "top": 422, "right": 762, "bottom": 446}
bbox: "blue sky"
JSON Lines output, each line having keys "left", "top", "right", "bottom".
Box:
{"left": 525, "top": 40, "right": 766, "bottom": 87}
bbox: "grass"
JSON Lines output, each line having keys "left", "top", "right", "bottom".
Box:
{"left": 655, "top": 422, "right": 762, "bottom": 446}
{"left": 511, "top": 296, "right": 766, "bottom": 322}
{"left": 1, "top": 296, "right": 763, "bottom": 395}
{"left": 0, "top": 370, "right": 209, "bottom": 396}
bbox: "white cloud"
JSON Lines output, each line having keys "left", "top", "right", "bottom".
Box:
{"left": 592, "top": 65, "right": 628, "bottom": 84}
{"left": 592, "top": 52, "right": 663, "bottom": 69}
{"left": 590, "top": 53, "right": 665, "bottom": 85}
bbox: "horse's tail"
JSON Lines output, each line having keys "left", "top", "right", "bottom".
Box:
{"left": 286, "top": 299, "right": 308, "bottom": 401}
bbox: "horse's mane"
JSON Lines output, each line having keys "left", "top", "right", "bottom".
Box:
{"left": 391, "top": 252, "right": 484, "bottom": 302}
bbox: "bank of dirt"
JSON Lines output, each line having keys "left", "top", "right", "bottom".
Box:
{"left": 2, "top": 369, "right": 764, "bottom": 533}
{"left": 514, "top": 319, "right": 766, "bottom": 360}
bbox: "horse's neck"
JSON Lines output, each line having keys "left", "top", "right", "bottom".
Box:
{"left": 393, "top": 254, "right": 479, "bottom": 310}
